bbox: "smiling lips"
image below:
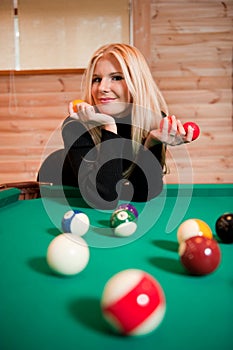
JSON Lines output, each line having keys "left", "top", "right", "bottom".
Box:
{"left": 99, "top": 98, "right": 116, "bottom": 104}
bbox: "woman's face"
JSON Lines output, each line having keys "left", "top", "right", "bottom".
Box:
{"left": 91, "top": 54, "right": 132, "bottom": 118}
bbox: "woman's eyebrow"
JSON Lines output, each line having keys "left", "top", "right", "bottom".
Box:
{"left": 93, "top": 71, "right": 123, "bottom": 77}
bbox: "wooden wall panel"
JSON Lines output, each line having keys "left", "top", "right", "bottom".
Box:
{"left": 0, "top": 73, "right": 83, "bottom": 182}
{"left": 150, "top": 0, "right": 233, "bottom": 184}
{"left": 0, "top": 0, "right": 232, "bottom": 185}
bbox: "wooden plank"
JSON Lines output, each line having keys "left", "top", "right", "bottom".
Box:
{"left": 0, "top": 106, "right": 68, "bottom": 119}
{"left": 151, "top": 32, "right": 233, "bottom": 47}
{"left": 0, "top": 74, "right": 83, "bottom": 93}
{"left": 0, "top": 160, "right": 41, "bottom": 173}
{"left": 154, "top": 0, "right": 232, "bottom": 3}
{"left": 0, "top": 173, "right": 39, "bottom": 183}
{"left": 165, "top": 153, "right": 233, "bottom": 183}
{"left": 151, "top": 45, "right": 232, "bottom": 62}
{"left": 0, "top": 92, "right": 81, "bottom": 107}
{"left": 0, "top": 133, "right": 63, "bottom": 147}
{"left": 156, "top": 76, "right": 232, "bottom": 90}
{"left": 0, "top": 147, "right": 44, "bottom": 156}
{"left": 163, "top": 89, "right": 231, "bottom": 104}
{"left": 132, "top": 0, "right": 151, "bottom": 63}
{"left": 151, "top": 61, "right": 232, "bottom": 77}
{"left": 151, "top": 20, "right": 232, "bottom": 35}
{"left": 0, "top": 119, "right": 64, "bottom": 132}
{"left": 165, "top": 103, "right": 232, "bottom": 119}
{"left": 164, "top": 172, "right": 233, "bottom": 184}
{"left": 166, "top": 159, "right": 233, "bottom": 174}
{"left": 0, "top": 69, "right": 84, "bottom": 75}
{"left": 151, "top": 1, "right": 232, "bottom": 17}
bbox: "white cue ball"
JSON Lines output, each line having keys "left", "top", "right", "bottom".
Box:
{"left": 46, "top": 234, "right": 90, "bottom": 276}
{"left": 62, "top": 210, "right": 90, "bottom": 236}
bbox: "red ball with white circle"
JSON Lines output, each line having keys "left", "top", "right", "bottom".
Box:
{"left": 101, "top": 269, "right": 166, "bottom": 336}
{"left": 46, "top": 233, "right": 90, "bottom": 276}
{"left": 179, "top": 236, "right": 221, "bottom": 275}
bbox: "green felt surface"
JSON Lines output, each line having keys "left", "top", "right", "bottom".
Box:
{"left": 0, "top": 184, "right": 232, "bottom": 350}
{"left": 0, "top": 188, "right": 20, "bottom": 207}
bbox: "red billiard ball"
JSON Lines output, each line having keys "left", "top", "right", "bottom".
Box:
{"left": 179, "top": 236, "right": 221, "bottom": 275}
{"left": 215, "top": 213, "right": 233, "bottom": 243}
{"left": 183, "top": 121, "right": 200, "bottom": 140}
{"left": 101, "top": 269, "right": 166, "bottom": 336}
{"left": 160, "top": 116, "right": 173, "bottom": 132}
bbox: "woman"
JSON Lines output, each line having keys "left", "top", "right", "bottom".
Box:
{"left": 46, "top": 43, "right": 194, "bottom": 209}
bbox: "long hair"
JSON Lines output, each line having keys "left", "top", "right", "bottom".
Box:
{"left": 82, "top": 43, "right": 168, "bottom": 174}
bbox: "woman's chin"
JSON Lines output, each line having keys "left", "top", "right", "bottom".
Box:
{"left": 97, "top": 102, "right": 132, "bottom": 118}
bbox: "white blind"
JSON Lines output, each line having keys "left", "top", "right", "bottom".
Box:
{"left": 0, "top": 0, "right": 130, "bottom": 70}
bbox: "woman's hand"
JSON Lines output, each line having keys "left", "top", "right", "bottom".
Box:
{"left": 144, "top": 115, "right": 194, "bottom": 148}
{"left": 68, "top": 101, "right": 117, "bottom": 133}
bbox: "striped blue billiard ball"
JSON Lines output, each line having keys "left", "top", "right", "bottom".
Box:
{"left": 62, "top": 210, "right": 90, "bottom": 236}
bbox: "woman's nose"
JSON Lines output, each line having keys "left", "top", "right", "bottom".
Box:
{"left": 99, "top": 78, "right": 110, "bottom": 92}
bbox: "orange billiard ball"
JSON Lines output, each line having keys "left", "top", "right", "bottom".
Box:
{"left": 177, "top": 218, "right": 213, "bottom": 244}
{"left": 72, "top": 99, "right": 84, "bottom": 113}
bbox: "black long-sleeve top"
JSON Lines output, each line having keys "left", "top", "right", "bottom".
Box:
{"left": 61, "top": 115, "right": 164, "bottom": 209}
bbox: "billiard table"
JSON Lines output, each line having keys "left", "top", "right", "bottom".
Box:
{"left": 0, "top": 184, "right": 232, "bottom": 350}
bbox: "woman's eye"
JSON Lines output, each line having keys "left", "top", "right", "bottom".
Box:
{"left": 92, "top": 77, "right": 101, "bottom": 83}
{"left": 112, "top": 75, "right": 124, "bottom": 81}
{"left": 92, "top": 75, "right": 124, "bottom": 83}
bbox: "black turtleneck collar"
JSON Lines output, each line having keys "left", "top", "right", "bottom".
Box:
{"left": 115, "top": 114, "right": 132, "bottom": 139}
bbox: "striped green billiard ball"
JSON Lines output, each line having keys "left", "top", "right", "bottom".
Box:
{"left": 110, "top": 209, "right": 137, "bottom": 237}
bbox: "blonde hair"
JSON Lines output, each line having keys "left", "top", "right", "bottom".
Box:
{"left": 82, "top": 43, "right": 168, "bottom": 174}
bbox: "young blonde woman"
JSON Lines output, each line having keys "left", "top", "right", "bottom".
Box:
{"left": 51, "top": 43, "right": 194, "bottom": 208}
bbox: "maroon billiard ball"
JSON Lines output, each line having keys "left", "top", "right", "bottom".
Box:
{"left": 179, "top": 236, "right": 221, "bottom": 275}
{"left": 183, "top": 122, "right": 200, "bottom": 141}
{"left": 215, "top": 213, "right": 233, "bottom": 243}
